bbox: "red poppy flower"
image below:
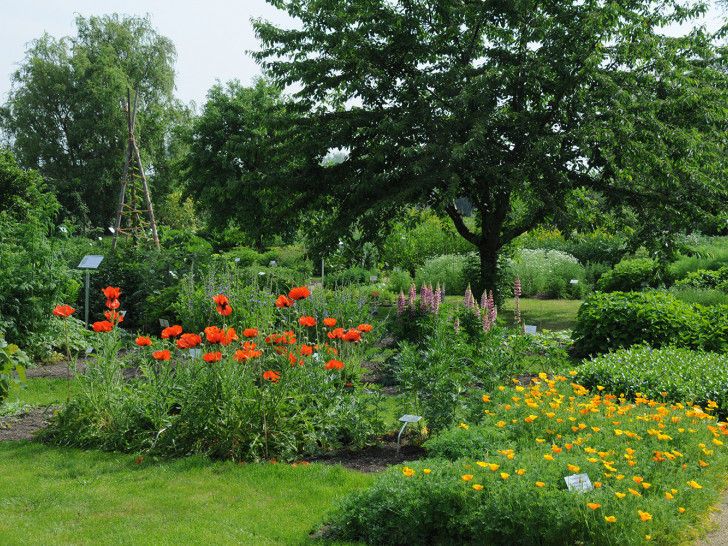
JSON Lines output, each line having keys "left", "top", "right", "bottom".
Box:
{"left": 299, "top": 316, "right": 316, "bottom": 327}
{"left": 263, "top": 370, "right": 280, "bottom": 382}
{"left": 92, "top": 320, "right": 113, "bottom": 332}
{"left": 357, "top": 324, "right": 373, "bottom": 333}
{"left": 161, "top": 325, "right": 183, "bottom": 339}
{"left": 205, "top": 326, "right": 237, "bottom": 346}
{"left": 342, "top": 329, "right": 362, "bottom": 342}
{"left": 323, "top": 317, "right": 336, "bottom": 327}
{"left": 105, "top": 298, "right": 120, "bottom": 310}
{"left": 327, "top": 328, "right": 344, "bottom": 340}
{"left": 275, "top": 295, "right": 295, "bottom": 308}
{"left": 203, "top": 351, "right": 222, "bottom": 363}
{"left": 212, "top": 294, "right": 229, "bottom": 307}
{"left": 299, "top": 344, "right": 313, "bottom": 357}
{"left": 52, "top": 304, "right": 75, "bottom": 318}
{"left": 324, "top": 359, "right": 344, "bottom": 370}
{"left": 104, "top": 310, "right": 124, "bottom": 323}
{"left": 135, "top": 457, "right": 143, "bottom": 464}
{"left": 288, "top": 286, "right": 311, "bottom": 300}
{"left": 152, "top": 350, "right": 171, "bottom": 360}
{"left": 243, "top": 328, "right": 258, "bottom": 338}
{"left": 217, "top": 303, "right": 233, "bottom": 316}
{"left": 177, "top": 333, "right": 202, "bottom": 349}
{"left": 136, "top": 336, "right": 152, "bottom": 347}
{"left": 102, "top": 286, "right": 121, "bottom": 300}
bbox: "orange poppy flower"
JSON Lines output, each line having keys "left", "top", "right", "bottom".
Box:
{"left": 161, "top": 325, "right": 183, "bottom": 339}
{"left": 357, "top": 324, "right": 373, "bottom": 332}
{"left": 105, "top": 298, "right": 120, "bottom": 310}
{"left": 203, "top": 352, "right": 222, "bottom": 363}
{"left": 288, "top": 286, "right": 311, "bottom": 300}
{"left": 152, "top": 350, "right": 171, "bottom": 360}
{"left": 52, "top": 305, "right": 75, "bottom": 318}
{"left": 263, "top": 370, "right": 280, "bottom": 382}
{"left": 638, "top": 510, "right": 652, "bottom": 521}
{"left": 275, "top": 295, "right": 295, "bottom": 308}
{"left": 328, "top": 328, "right": 344, "bottom": 339}
{"left": 462, "top": 475, "right": 473, "bottom": 482}
{"left": 243, "top": 328, "right": 258, "bottom": 338}
{"left": 299, "top": 316, "right": 316, "bottom": 327}
{"left": 104, "top": 310, "right": 124, "bottom": 323}
{"left": 212, "top": 294, "right": 229, "bottom": 306}
{"left": 587, "top": 503, "right": 601, "bottom": 510}
{"left": 177, "top": 333, "right": 202, "bottom": 349}
{"left": 323, "top": 318, "right": 336, "bottom": 327}
{"left": 136, "top": 336, "right": 152, "bottom": 347}
{"left": 342, "top": 329, "right": 362, "bottom": 342}
{"left": 324, "top": 359, "right": 344, "bottom": 370}
{"left": 92, "top": 320, "right": 113, "bottom": 332}
{"left": 299, "top": 345, "right": 313, "bottom": 357}
{"left": 102, "top": 286, "right": 121, "bottom": 300}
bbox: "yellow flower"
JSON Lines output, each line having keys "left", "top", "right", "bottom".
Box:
{"left": 482, "top": 395, "right": 491, "bottom": 402}
{"left": 535, "top": 481, "right": 546, "bottom": 487}
{"left": 713, "top": 438, "right": 723, "bottom": 446}
{"left": 587, "top": 457, "right": 598, "bottom": 463}
{"left": 544, "top": 454, "right": 554, "bottom": 461}
{"left": 488, "top": 463, "right": 500, "bottom": 472}
{"left": 569, "top": 370, "right": 578, "bottom": 376}
{"left": 472, "top": 484, "right": 484, "bottom": 491}
{"left": 679, "top": 507, "right": 686, "bottom": 513}
{"left": 402, "top": 467, "right": 414, "bottom": 477}
{"left": 700, "top": 460, "right": 709, "bottom": 467}
{"left": 462, "top": 474, "right": 473, "bottom": 482}
{"left": 516, "top": 468, "right": 526, "bottom": 476}
{"left": 615, "top": 492, "right": 626, "bottom": 499}
{"left": 616, "top": 474, "right": 625, "bottom": 480}
{"left": 536, "top": 438, "right": 545, "bottom": 444}
{"left": 642, "top": 482, "right": 651, "bottom": 489}
{"left": 646, "top": 535, "right": 651, "bottom": 541}
{"left": 500, "top": 473, "right": 510, "bottom": 480}
{"left": 638, "top": 510, "right": 653, "bottom": 522}
{"left": 587, "top": 503, "right": 601, "bottom": 510}
{"left": 604, "top": 516, "right": 617, "bottom": 523}
{"left": 423, "top": 469, "right": 431, "bottom": 474}
{"left": 496, "top": 421, "right": 506, "bottom": 428}
{"left": 629, "top": 488, "right": 642, "bottom": 497}
{"left": 594, "top": 482, "right": 602, "bottom": 488}
{"left": 476, "top": 462, "right": 487, "bottom": 468}
{"left": 525, "top": 415, "right": 537, "bottom": 423}
{"left": 665, "top": 492, "right": 674, "bottom": 499}
{"left": 568, "top": 464, "right": 580, "bottom": 473}
{"left": 597, "top": 385, "right": 605, "bottom": 391}
{"left": 632, "top": 476, "right": 644, "bottom": 484}
{"left": 688, "top": 480, "right": 702, "bottom": 489}
{"left": 459, "top": 423, "right": 469, "bottom": 430}
{"left": 498, "top": 386, "right": 505, "bottom": 391}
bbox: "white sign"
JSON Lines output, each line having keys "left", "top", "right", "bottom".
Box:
{"left": 159, "top": 319, "right": 170, "bottom": 328}
{"left": 399, "top": 414, "right": 422, "bottom": 423}
{"left": 369, "top": 275, "right": 378, "bottom": 282}
{"left": 564, "top": 473, "right": 593, "bottom": 493}
{"left": 85, "top": 347, "right": 94, "bottom": 354}
{"left": 524, "top": 325, "right": 537, "bottom": 334}
{"left": 570, "top": 279, "right": 579, "bottom": 284}
{"left": 188, "top": 349, "right": 201, "bottom": 359}
{"left": 78, "top": 255, "right": 104, "bottom": 269}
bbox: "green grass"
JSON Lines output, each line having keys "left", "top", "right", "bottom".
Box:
{"left": 6, "top": 377, "right": 81, "bottom": 408}
{"left": 0, "top": 442, "right": 373, "bottom": 545}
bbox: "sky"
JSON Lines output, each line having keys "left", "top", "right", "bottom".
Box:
{"left": 0, "top": 0, "right": 296, "bottom": 108}
{"left": 0, "top": 0, "right": 726, "bottom": 110}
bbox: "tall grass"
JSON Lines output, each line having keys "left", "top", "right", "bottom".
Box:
{"left": 671, "top": 236, "right": 728, "bottom": 280}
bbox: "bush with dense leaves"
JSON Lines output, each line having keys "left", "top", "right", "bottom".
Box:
{"left": 502, "top": 249, "right": 586, "bottom": 299}
{"left": 571, "top": 291, "right": 728, "bottom": 356}
{"left": 414, "top": 254, "right": 469, "bottom": 295}
{"left": 322, "top": 266, "right": 374, "bottom": 288}
{"left": 673, "top": 266, "right": 728, "bottom": 292}
{"left": 595, "top": 257, "right": 667, "bottom": 292}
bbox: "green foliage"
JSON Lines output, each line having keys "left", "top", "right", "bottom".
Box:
{"left": 219, "top": 246, "right": 261, "bottom": 268}
{"left": 1, "top": 14, "right": 184, "bottom": 226}
{"left": 596, "top": 258, "right": 666, "bottom": 293}
{"left": 571, "top": 291, "right": 728, "bottom": 356}
{"left": 673, "top": 266, "right": 728, "bottom": 292}
{"left": 0, "top": 334, "right": 28, "bottom": 403}
{"left": 667, "top": 287, "right": 728, "bottom": 308}
{"left": 385, "top": 269, "right": 413, "bottom": 294}
{"left": 670, "top": 236, "right": 728, "bottom": 280}
{"left": 578, "top": 345, "right": 728, "bottom": 414}
{"left": 322, "top": 266, "right": 373, "bottom": 288}
{"left": 415, "top": 254, "right": 469, "bottom": 295}
{"left": 503, "top": 249, "right": 587, "bottom": 299}
{"left": 519, "top": 227, "right": 627, "bottom": 267}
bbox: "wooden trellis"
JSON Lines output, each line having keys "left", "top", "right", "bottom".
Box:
{"left": 112, "top": 88, "right": 160, "bottom": 251}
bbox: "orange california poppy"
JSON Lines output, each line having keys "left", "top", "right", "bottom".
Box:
{"left": 275, "top": 295, "right": 295, "bottom": 308}
{"left": 324, "top": 359, "right": 344, "bottom": 370}
{"left": 299, "top": 316, "right": 316, "bottom": 327}
{"left": 323, "top": 317, "right": 336, "bottom": 327}
{"left": 92, "top": 320, "right": 113, "bottom": 332}
{"left": 288, "top": 286, "right": 311, "bottom": 300}
{"left": 152, "top": 350, "right": 171, "bottom": 360}
{"left": 136, "top": 336, "right": 152, "bottom": 347}
{"left": 52, "top": 304, "right": 75, "bottom": 318}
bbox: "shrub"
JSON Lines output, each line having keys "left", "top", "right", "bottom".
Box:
{"left": 666, "top": 286, "right": 728, "bottom": 308}
{"left": 673, "top": 266, "right": 728, "bottom": 291}
{"left": 322, "top": 266, "right": 373, "bottom": 288}
{"left": 220, "top": 246, "right": 261, "bottom": 267}
{"left": 503, "top": 249, "right": 586, "bottom": 299}
{"left": 571, "top": 291, "right": 728, "bottom": 356}
{"left": 385, "top": 269, "right": 413, "bottom": 294}
{"left": 415, "top": 254, "right": 469, "bottom": 295}
{"left": 670, "top": 236, "right": 728, "bottom": 280}
{"left": 518, "top": 226, "right": 627, "bottom": 267}
{"left": 578, "top": 345, "right": 728, "bottom": 414}
{"left": 596, "top": 258, "right": 665, "bottom": 292}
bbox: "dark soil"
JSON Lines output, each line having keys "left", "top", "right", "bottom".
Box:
{"left": 0, "top": 405, "right": 59, "bottom": 442}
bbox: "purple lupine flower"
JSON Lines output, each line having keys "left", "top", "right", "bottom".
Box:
{"left": 397, "top": 290, "right": 407, "bottom": 316}
{"left": 473, "top": 302, "right": 481, "bottom": 320}
{"left": 464, "top": 284, "right": 472, "bottom": 309}
{"left": 513, "top": 276, "right": 522, "bottom": 327}
{"left": 480, "top": 290, "right": 488, "bottom": 310}
{"left": 514, "top": 276, "right": 522, "bottom": 298}
{"left": 434, "top": 283, "right": 441, "bottom": 314}
{"left": 454, "top": 315, "right": 460, "bottom": 334}
{"left": 408, "top": 283, "right": 417, "bottom": 316}
{"left": 482, "top": 305, "right": 491, "bottom": 333}
{"left": 487, "top": 290, "right": 497, "bottom": 327}
{"left": 419, "top": 282, "right": 429, "bottom": 313}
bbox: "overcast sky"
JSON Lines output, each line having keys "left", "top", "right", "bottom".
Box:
{"left": 0, "top": 0, "right": 726, "bottom": 110}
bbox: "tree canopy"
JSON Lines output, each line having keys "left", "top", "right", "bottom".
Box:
{"left": 181, "top": 77, "right": 301, "bottom": 249}
{"left": 0, "top": 14, "right": 185, "bottom": 228}
{"left": 253, "top": 0, "right": 728, "bottom": 293}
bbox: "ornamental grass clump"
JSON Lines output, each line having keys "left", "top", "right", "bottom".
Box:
{"left": 50, "top": 285, "right": 383, "bottom": 462}
{"left": 324, "top": 373, "right": 728, "bottom": 545}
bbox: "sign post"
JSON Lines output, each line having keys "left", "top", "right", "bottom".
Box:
{"left": 78, "top": 255, "right": 104, "bottom": 329}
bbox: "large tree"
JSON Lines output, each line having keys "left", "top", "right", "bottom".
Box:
{"left": 0, "top": 14, "right": 185, "bottom": 228}
{"left": 253, "top": 0, "right": 728, "bottom": 293}
{"left": 181, "top": 77, "right": 301, "bottom": 249}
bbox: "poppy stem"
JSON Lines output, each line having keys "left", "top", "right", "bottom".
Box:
{"left": 63, "top": 317, "right": 71, "bottom": 404}
{"left": 259, "top": 357, "right": 269, "bottom": 459}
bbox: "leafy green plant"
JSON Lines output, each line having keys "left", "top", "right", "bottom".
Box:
{"left": 385, "top": 269, "right": 413, "bottom": 294}
{"left": 415, "top": 254, "right": 469, "bottom": 295}
{"left": 596, "top": 258, "right": 667, "bottom": 292}
{"left": 503, "top": 249, "right": 586, "bottom": 299}
{"left": 0, "top": 333, "right": 28, "bottom": 403}
{"left": 673, "top": 266, "right": 728, "bottom": 292}
{"left": 322, "top": 266, "right": 374, "bottom": 288}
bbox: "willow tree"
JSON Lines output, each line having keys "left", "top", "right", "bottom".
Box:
{"left": 252, "top": 0, "right": 728, "bottom": 294}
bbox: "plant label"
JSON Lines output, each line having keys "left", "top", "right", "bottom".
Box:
{"left": 564, "top": 473, "right": 593, "bottom": 493}
{"left": 159, "top": 319, "right": 170, "bottom": 328}
{"left": 399, "top": 414, "right": 422, "bottom": 423}
{"left": 524, "top": 325, "right": 537, "bottom": 334}
{"left": 85, "top": 347, "right": 93, "bottom": 354}
{"left": 77, "top": 255, "right": 104, "bottom": 269}
{"left": 369, "top": 275, "right": 378, "bottom": 282}
{"left": 570, "top": 279, "right": 579, "bottom": 284}
{"left": 188, "top": 349, "right": 201, "bottom": 359}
